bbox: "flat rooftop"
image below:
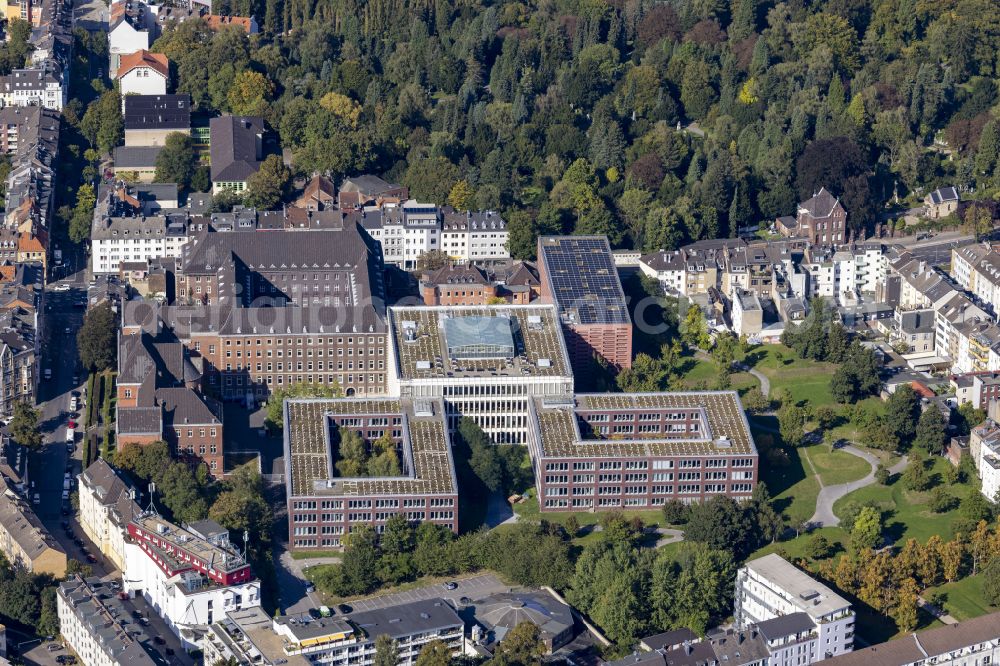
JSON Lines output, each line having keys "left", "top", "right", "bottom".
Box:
{"left": 389, "top": 305, "right": 571, "bottom": 381}
{"left": 744, "top": 553, "right": 851, "bottom": 617}
{"left": 131, "top": 513, "right": 247, "bottom": 574}
{"left": 284, "top": 398, "right": 458, "bottom": 498}
{"left": 530, "top": 392, "right": 757, "bottom": 458}
{"left": 538, "top": 236, "right": 630, "bottom": 326}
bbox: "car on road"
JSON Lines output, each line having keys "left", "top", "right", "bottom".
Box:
{"left": 67, "top": 418, "right": 77, "bottom": 429}
{"left": 32, "top": 492, "right": 39, "bottom": 504}
{"left": 43, "top": 368, "right": 52, "bottom": 380}
{"left": 71, "top": 397, "right": 80, "bottom": 413}
{"left": 47, "top": 643, "right": 61, "bottom": 652}
{"left": 443, "top": 581, "right": 458, "bottom": 590}
{"left": 55, "top": 284, "right": 70, "bottom": 291}
{"left": 337, "top": 604, "right": 353, "bottom": 614}
{"left": 305, "top": 585, "right": 315, "bottom": 594}
{"left": 86, "top": 552, "right": 97, "bottom": 563}
{"left": 64, "top": 326, "right": 71, "bottom": 334}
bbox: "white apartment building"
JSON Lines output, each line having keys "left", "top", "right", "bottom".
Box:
{"left": 386, "top": 305, "right": 574, "bottom": 443}
{"left": 77, "top": 459, "right": 140, "bottom": 572}
{"left": 58, "top": 576, "right": 158, "bottom": 666}
{"left": 123, "top": 516, "right": 261, "bottom": 649}
{"left": 638, "top": 249, "right": 685, "bottom": 295}
{"left": 361, "top": 202, "right": 510, "bottom": 269}
{"left": 731, "top": 287, "right": 763, "bottom": 338}
{"left": 0, "top": 62, "right": 66, "bottom": 111}
{"left": 109, "top": 12, "right": 152, "bottom": 78}
{"left": 203, "top": 600, "right": 465, "bottom": 666}
{"left": 802, "top": 243, "right": 884, "bottom": 305}
{"left": 816, "top": 610, "right": 1000, "bottom": 666}
{"left": 952, "top": 244, "right": 1000, "bottom": 315}
{"left": 736, "top": 554, "right": 855, "bottom": 661}
{"left": 91, "top": 215, "right": 191, "bottom": 274}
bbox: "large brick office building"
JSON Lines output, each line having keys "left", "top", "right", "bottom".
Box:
{"left": 123, "top": 221, "right": 389, "bottom": 403}
{"left": 283, "top": 397, "right": 458, "bottom": 550}
{"left": 537, "top": 236, "right": 633, "bottom": 374}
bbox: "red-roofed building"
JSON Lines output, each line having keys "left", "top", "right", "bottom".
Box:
{"left": 117, "top": 50, "right": 169, "bottom": 99}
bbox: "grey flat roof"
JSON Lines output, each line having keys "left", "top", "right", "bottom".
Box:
{"left": 349, "top": 598, "right": 462, "bottom": 639}
{"left": 744, "top": 553, "right": 850, "bottom": 617}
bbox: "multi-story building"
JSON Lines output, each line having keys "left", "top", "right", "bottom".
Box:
{"left": 526, "top": 392, "right": 758, "bottom": 511}
{"left": 124, "top": 513, "right": 260, "bottom": 648}
{"left": 814, "top": 610, "right": 1000, "bottom": 666}
{"left": 78, "top": 459, "right": 140, "bottom": 571}
{"left": 731, "top": 288, "right": 763, "bottom": 338}
{"left": 0, "top": 307, "right": 36, "bottom": 417}
{"left": 108, "top": 0, "right": 153, "bottom": 78}
{"left": 537, "top": 236, "right": 632, "bottom": 373}
{"left": 638, "top": 249, "right": 686, "bottom": 295}
{"left": 420, "top": 261, "right": 538, "bottom": 306}
{"left": 116, "top": 330, "right": 224, "bottom": 474}
{"left": 387, "top": 305, "right": 574, "bottom": 443}
{"left": 778, "top": 188, "right": 847, "bottom": 245}
{"left": 90, "top": 213, "right": 194, "bottom": 274}
{"left": 0, "top": 60, "right": 66, "bottom": 111}
{"left": 209, "top": 115, "right": 264, "bottom": 194}
{"left": 360, "top": 201, "right": 510, "bottom": 269}
{"left": 439, "top": 209, "right": 509, "bottom": 263}
{"left": 283, "top": 397, "right": 458, "bottom": 549}
{"left": 116, "top": 50, "right": 168, "bottom": 100}
{"left": 736, "top": 554, "right": 854, "bottom": 661}
{"left": 951, "top": 244, "right": 1000, "bottom": 315}
{"left": 202, "top": 599, "right": 464, "bottom": 666}
{"left": 0, "top": 474, "right": 66, "bottom": 575}
{"left": 123, "top": 94, "right": 190, "bottom": 147}
{"left": 58, "top": 576, "right": 158, "bottom": 666}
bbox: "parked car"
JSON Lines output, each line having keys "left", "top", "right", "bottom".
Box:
{"left": 443, "top": 581, "right": 458, "bottom": 590}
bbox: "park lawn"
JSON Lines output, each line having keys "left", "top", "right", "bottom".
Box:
{"left": 674, "top": 356, "right": 720, "bottom": 389}
{"left": 745, "top": 344, "right": 839, "bottom": 408}
{"left": 759, "top": 443, "right": 821, "bottom": 525}
{"left": 926, "top": 574, "right": 997, "bottom": 621}
{"left": 748, "top": 526, "right": 850, "bottom": 562}
{"left": 802, "top": 443, "right": 871, "bottom": 486}
{"left": 832, "top": 458, "right": 977, "bottom": 543}
{"left": 512, "top": 492, "right": 664, "bottom": 531}
{"left": 729, "top": 371, "right": 760, "bottom": 395}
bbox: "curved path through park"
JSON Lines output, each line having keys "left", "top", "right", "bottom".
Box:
{"left": 808, "top": 445, "right": 909, "bottom": 527}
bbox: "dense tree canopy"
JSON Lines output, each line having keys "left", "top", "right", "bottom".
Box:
{"left": 145, "top": 0, "right": 1000, "bottom": 249}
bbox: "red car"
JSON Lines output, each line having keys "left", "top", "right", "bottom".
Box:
{"left": 67, "top": 419, "right": 77, "bottom": 429}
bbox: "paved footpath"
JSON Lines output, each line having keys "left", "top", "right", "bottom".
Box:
{"left": 809, "top": 445, "right": 908, "bottom": 527}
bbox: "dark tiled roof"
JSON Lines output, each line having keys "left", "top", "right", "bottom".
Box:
{"left": 114, "top": 146, "right": 163, "bottom": 168}
{"left": 117, "top": 406, "right": 161, "bottom": 435}
{"left": 755, "top": 613, "right": 814, "bottom": 642}
{"left": 209, "top": 115, "right": 263, "bottom": 182}
{"left": 799, "top": 187, "right": 841, "bottom": 218}
{"left": 641, "top": 629, "right": 699, "bottom": 651}
{"left": 156, "top": 387, "right": 221, "bottom": 426}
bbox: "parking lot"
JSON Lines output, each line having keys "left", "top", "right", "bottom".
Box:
{"left": 346, "top": 573, "right": 510, "bottom": 613}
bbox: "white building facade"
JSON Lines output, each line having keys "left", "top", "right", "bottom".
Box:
{"left": 736, "top": 553, "right": 855, "bottom": 661}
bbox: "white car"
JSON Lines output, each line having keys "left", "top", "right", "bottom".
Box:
{"left": 32, "top": 492, "right": 39, "bottom": 504}
{"left": 65, "top": 426, "right": 75, "bottom": 442}
{"left": 69, "top": 396, "right": 78, "bottom": 411}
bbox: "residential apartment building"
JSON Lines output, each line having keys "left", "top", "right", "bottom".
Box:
{"left": 78, "top": 459, "right": 140, "bottom": 571}
{"left": 124, "top": 514, "right": 260, "bottom": 648}
{"left": 58, "top": 576, "right": 158, "bottom": 666}
{"left": 0, "top": 306, "right": 35, "bottom": 417}
{"left": 202, "top": 599, "right": 464, "bottom": 666}
{"left": 736, "top": 554, "right": 855, "bottom": 661}
{"left": 731, "top": 288, "right": 763, "bottom": 338}
{"left": 814, "top": 610, "right": 1000, "bottom": 666}
{"left": 108, "top": 1, "right": 153, "bottom": 78}
{"left": 526, "top": 392, "right": 758, "bottom": 511}
{"left": 0, "top": 60, "right": 66, "bottom": 110}
{"left": 951, "top": 243, "right": 1000, "bottom": 315}
{"left": 538, "top": 236, "right": 632, "bottom": 373}
{"left": 0, "top": 474, "right": 66, "bottom": 575}
{"left": 116, "top": 50, "right": 168, "bottom": 100}
{"left": 90, "top": 213, "right": 194, "bottom": 274}
{"left": 360, "top": 202, "right": 510, "bottom": 269}
{"left": 386, "top": 305, "right": 574, "bottom": 443}
{"left": 778, "top": 188, "right": 847, "bottom": 245}
{"left": 284, "top": 397, "right": 458, "bottom": 550}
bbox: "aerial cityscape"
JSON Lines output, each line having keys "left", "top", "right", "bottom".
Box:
{"left": 0, "top": 0, "right": 998, "bottom": 665}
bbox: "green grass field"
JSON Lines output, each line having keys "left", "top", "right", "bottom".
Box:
{"left": 926, "top": 574, "right": 997, "bottom": 620}
{"left": 803, "top": 443, "right": 872, "bottom": 486}
{"left": 745, "top": 344, "right": 839, "bottom": 408}
{"left": 832, "top": 458, "right": 978, "bottom": 543}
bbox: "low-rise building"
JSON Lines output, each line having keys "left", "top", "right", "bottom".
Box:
{"left": 202, "top": 598, "right": 464, "bottom": 666}
{"left": 123, "top": 94, "right": 190, "bottom": 147}
{"left": 472, "top": 591, "right": 574, "bottom": 652}
{"left": 925, "top": 186, "right": 960, "bottom": 219}
{"left": 112, "top": 145, "right": 161, "bottom": 182}
{"left": 58, "top": 575, "right": 158, "bottom": 666}
{"left": 124, "top": 513, "right": 260, "bottom": 648}
{"left": 339, "top": 174, "right": 408, "bottom": 209}
{"left": 736, "top": 554, "right": 854, "bottom": 660}
{"left": 0, "top": 474, "right": 66, "bottom": 576}
{"left": 209, "top": 115, "right": 264, "bottom": 194}
{"left": 78, "top": 458, "right": 141, "bottom": 571}
{"left": 420, "top": 261, "right": 538, "bottom": 306}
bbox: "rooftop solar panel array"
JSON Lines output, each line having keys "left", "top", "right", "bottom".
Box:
{"left": 538, "top": 236, "right": 630, "bottom": 325}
